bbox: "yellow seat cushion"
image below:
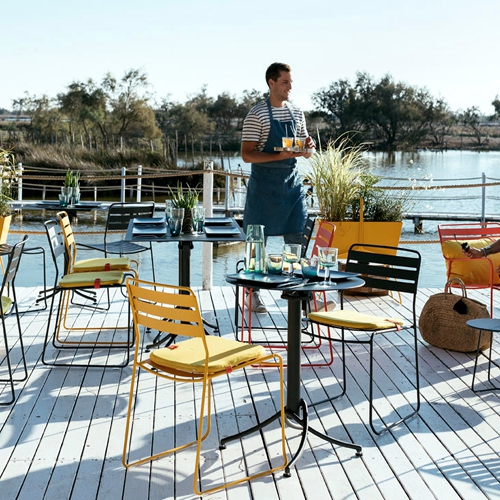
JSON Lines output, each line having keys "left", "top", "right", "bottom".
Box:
{"left": 0, "top": 295, "right": 13, "bottom": 316}
{"left": 73, "top": 257, "right": 131, "bottom": 273}
{"left": 308, "top": 309, "right": 404, "bottom": 330}
{"left": 441, "top": 239, "right": 500, "bottom": 285}
{"left": 59, "top": 271, "right": 125, "bottom": 288}
{"left": 150, "top": 336, "right": 266, "bottom": 374}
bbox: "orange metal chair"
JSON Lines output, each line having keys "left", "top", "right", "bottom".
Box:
{"left": 238, "top": 220, "right": 337, "bottom": 367}
{"left": 438, "top": 222, "right": 500, "bottom": 315}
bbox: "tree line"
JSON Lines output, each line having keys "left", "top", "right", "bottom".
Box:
{"left": 1, "top": 68, "right": 499, "bottom": 161}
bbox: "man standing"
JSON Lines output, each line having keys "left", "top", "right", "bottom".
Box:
{"left": 241, "top": 62, "right": 316, "bottom": 311}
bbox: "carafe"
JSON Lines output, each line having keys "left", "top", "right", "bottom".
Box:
{"left": 244, "top": 224, "right": 265, "bottom": 273}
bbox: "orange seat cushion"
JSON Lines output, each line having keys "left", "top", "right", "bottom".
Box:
{"left": 441, "top": 239, "right": 500, "bottom": 285}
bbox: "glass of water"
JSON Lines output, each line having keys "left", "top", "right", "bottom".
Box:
{"left": 192, "top": 206, "right": 205, "bottom": 233}
{"left": 282, "top": 243, "right": 302, "bottom": 276}
{"left": 318, "top": 247, "right": 338, "bottom": 285}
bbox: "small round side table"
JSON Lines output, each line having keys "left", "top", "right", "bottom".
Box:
{"left": 466, "top": 318, "right": 500, "bottom": 392}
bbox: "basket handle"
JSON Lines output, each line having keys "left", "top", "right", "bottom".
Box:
{"left": 445, "top": 277, "right": 468, "bottom": 297}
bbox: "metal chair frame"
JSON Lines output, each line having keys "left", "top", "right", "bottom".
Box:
{"left": 78, "top": 202, "right": 156, "bottom": 281}
{"left": 0, "top": 236, "right": 29, "bottom": 405}
{"left": 308, "top": 243, "right": 422, "bottom": 434}
{"left": 123, "top": 277, "right": 288, "bottom": 496}
{"left": 41, "top": 219, "right": 133, "bottom": 368}
{"left": 438, "top": 221, "right": 500, "bottom": 315}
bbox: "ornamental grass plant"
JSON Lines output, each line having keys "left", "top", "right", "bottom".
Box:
{"left": 0, "top": 148, "right": 18, "bottom": 217}
{"left": 303, "top": 136, "right": 411, "bottom": 222}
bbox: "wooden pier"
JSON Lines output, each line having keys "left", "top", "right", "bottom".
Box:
{"left": 0, "top": 285, "right": 499, "bottom": 499}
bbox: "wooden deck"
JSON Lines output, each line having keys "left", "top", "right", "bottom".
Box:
{"left": 0, "top": 284, "right": 499, "bottom": 500}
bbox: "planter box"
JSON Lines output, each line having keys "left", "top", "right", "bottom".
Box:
{"left": 329, "top": 220, "right": 403, "bottom": 259}
{"left": 328, "top": 220, "right": 403, "bottom": 296}
{"left": 0, "top": 214, "right": 12, "bottom": 244}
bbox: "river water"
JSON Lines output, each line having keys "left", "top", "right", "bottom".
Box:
{"left": 8, "top": 150, "right": 500, "bottom": 289}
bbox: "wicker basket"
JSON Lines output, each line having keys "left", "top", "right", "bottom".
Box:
{"left": 419, "top": 278, "right": 491, "bottom": 352}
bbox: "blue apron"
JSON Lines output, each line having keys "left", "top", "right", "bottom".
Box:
{"left": 243, "top": 100, "right": 307, "bottom": 236}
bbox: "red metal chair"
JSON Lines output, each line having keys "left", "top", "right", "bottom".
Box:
{"left": 238, "top": 220, "right": 337, "bottom": 367}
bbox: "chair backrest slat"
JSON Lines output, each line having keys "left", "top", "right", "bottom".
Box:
{"left": 311, "top": 221, "right": 336, "bottom": 257}
{"left": 345, "top": 244, "right": 421, "bottom": 294}
{"left": 438, "top": 222, "right": 500, "bottom": 242}
{"left": 57, "top": 211, "right": 77, "bottom": 273}
{"left": 105, "top": 202, "right": 155, "bottom": 232}
{"left": 44, "top": 219, "right": 66, "bottom": 282}
{"left": 126, "top": 278, "right": 205, "bottom": 340}
{"left": 300, "top": 215, "right": 317, "bottom": 258}
{"left": 2, "top": 236, "right": 28, "bottom": 290}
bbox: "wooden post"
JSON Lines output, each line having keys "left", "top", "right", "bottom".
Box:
{"left": 121, "top": 167, "right": 126, "bottom": 203}
{"left": 202, "top": 161, "right": 214, "bottom": 290}
{"left": 17, "top": 163, "right": 23, "bottom": 201}
{"left": 137, "top": 165, "right": 142, "bottom": 202}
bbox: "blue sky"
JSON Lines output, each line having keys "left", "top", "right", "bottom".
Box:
{"left": 2, "top": 0, "right": 500, "bottom": 114}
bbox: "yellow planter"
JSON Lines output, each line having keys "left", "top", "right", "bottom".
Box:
{"left": 330, "top": 220, "right": 403, "bottom": 259}
{"left": 0, "top": 214, "right": 12, "bottom": 245}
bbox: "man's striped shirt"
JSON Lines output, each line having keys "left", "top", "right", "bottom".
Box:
{"left": 242, "top": 100, "right": 308, "bottom": 151}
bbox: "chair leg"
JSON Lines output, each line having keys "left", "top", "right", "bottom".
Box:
{"left": 149, "top": 244, "right": 156, "bottom": 282}
{"left": 198, "top": 358, "right": 288, "bottom": 496}
{"left": 0, "top": 291, "right": 28, "bottom": 400}
{"left": 20, "top": 246, "right": 49, "bottom": 312}
{"left": 309, "top": 328, "right": 347, "bottom": 408}
{"left": 0, "top": 297, "right": 28, "bottom": 405}
{"left": 0, "top": 326, "right": 16, "bottom": 405}
{"left": 42, "top": 288, "right": 131, "bottom": 368}
{"left": 368, "top": 329, "right": 420, "bottom": 435}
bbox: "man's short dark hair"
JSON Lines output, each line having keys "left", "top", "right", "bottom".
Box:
{"left": 265, "top": 62, "right": 291, "bottom": 86}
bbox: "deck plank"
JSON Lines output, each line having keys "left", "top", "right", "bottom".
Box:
{"left": 0, "top": 285, "right": 499, "bottom": 499}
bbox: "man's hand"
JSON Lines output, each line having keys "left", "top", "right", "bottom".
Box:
{"left": 305, "top": 136, "right": 316, "bottom": 149}
{"left": 465, "top": 247, "right": 485, "bottom": 259}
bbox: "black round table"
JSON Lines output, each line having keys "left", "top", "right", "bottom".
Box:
{"left": 466, "top": 318, "right": 500, "bottom": 392}
{"left": 224, "top": 271, "right": 366, "bottom": 476}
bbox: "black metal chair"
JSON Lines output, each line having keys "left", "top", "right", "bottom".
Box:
{"left": 78, "top": 202, "right": 156, "bottom": 280}
{"left": 307, "top": 243, "right": 422, "bottom": 434}
{"left": 0, "top": 236, "right": 29, "bottom": 405}
{"left": 42, "top": 219, "right": 133, "bottom": 368}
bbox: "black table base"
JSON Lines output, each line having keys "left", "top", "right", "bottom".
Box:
{"left": 220, "top": 398, "right": 362, "bottom": 476}
{"left": 467, "top": 318, "right": 500, "bottom": 392}
{"left": 219, "top": 288, "right": 363, "bottom": 476}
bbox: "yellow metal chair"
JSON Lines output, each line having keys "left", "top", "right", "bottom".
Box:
{"left": 77, "top": 202, "right": 157, "bottom": 280}
{"left": 57, "top": 210, "right": 138, "bottom": 309}
{"left": 123, "top": 277, "right": 288, "bottom": 496}
{"left": 307, "top": 244, "right": 421, "bottom": 434}
{"left": 42, "top": 219, "right": 133, "bottom": 368}
{"left": 57, "top": 210, "right": 138, "bottom": 276}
